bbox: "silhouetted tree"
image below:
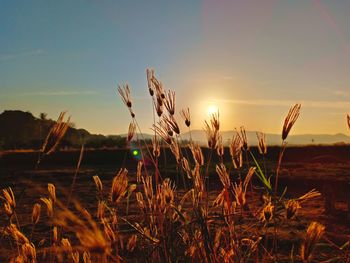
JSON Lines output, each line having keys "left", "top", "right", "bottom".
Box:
{"left": 39, "top": 112, "right": 47, "bottom": 120}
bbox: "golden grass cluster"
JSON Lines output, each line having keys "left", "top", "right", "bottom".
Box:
{"left": 1, "top": 69, "right": 349, "bottom": 262}
{"left": 41, "top": 112, "right": 71, "bottom": 156}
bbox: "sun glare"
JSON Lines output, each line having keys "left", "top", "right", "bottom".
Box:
{"left": 207, "top": 104, "right": 219, "bottom": 116}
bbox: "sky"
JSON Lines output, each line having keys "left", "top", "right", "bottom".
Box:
{"left": 1, "top": 0, "right": 350, "bottom": 136}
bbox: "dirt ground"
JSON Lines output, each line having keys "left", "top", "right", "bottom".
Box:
{"left": 0, "top": 146, "right": 349, "bottom": 261}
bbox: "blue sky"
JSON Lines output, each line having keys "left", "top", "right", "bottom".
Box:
{"left": 1, "top": 0, "right": 350, "bottom": 135}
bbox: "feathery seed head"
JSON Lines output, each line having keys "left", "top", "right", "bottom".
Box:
{"left": 48, "top": 183, "right": 56, "bottom": 204}
{"left": 163, "top": 115, "right": 180, "bottom": 135}
{"left": 203, "top": 112, "right": 220, "bottom": 149}
{"left": 40, "top": 197, "right": 54, "bottom": 217}
{"left": 216, "top": 163, "right": 230, "bottom": 189}
{"left": 7, "top": 224, "right": 29, "bottom": 244}
{"left": 142, "top": 175, "right": 154, "bottom": 201}
{"left": 164, "top": 90, "right": 176, "bottom": 115}
{"left": 10, "top": 255, "right": 25, "bottom": 263}
{"left": 300, "top": 221, "right": 325, "bottom": 262}
{"left": 4, "top": 202, "right": 14, "bottom": 218}
{"left": 151, "top": 71, "right": 165, "bottom": 99}
{"left": 31, "top": 203, "right": 41, "bottom": 225}
{"left": 153, "top": 96, "right": 163, "bottom": 117}
{"left": 118, "top": 83, "right": 135, "bottom": 118}
{"left": 233, "top": 167, "right": 255, "bottom": 207}
{"left": 216, "top": 134, "right": 224, "bottom": 157}
{"left": 211, "top": 111, "right": 220, "bottom": 131}
{"left": 54, "top": 207, "right": 111, "bottom": 255}
{"left": 137, "top": 161, "right": 143, "bottom": 183}
{"left": 97, "top": 201, "right": 106, "bottom": 220}
{"left": 169, "top": 139, "right": 181, "bottom": 163}
{"left": 282, "top": 103, "right": 301, "bottom": 141}
{"left": 285, "top": 199, "right": 301, "bottom": 219}
{"left": 53, "top": 226, "right": 58, "bottom": 244}
{"left": 156, "top": 93, "right": 164, "bottom": 107}
{"left": 181, "top": 157, "right": 191, "bottom": 178}
{"left": 72, "top": 252, "right": 79, "bottom": 263}
{"left": 180, "top": 107, "right": 191, "bottom": 127}
{"left": 102, "top": 219, "right": 116, "bottom": 242}
{"left": 110, "top": 168, "right": 128, "bottom": 204}
{"left": 93, "top": 175, "right": 103, "bottom": 195}
{"left": 190, "top": 143, "right": 204, "bottom": 166}
{"left": 21, "top": 243, "right": 36, "bottom": 262}
{"left": 2, "top": 187, "right": 16, "bottom": 208}
{"left": 146, "top": 68, "right": 155, "bottom": 96}
{"left": 21, "top": 242, "right": 36, "bottom": 262}
{"left": 256, "top": 132, "right": 267, "bottom": 155}
{"left": 41, "top": 112, "right": 71, "bottom": 155}
{"left": 160, "top": 178, "right": 175, "bottom": 208}
{"left": 83, "top": 251, "right": 91, "bottom": 263}
{"left": 297, "top": 189, "right": 321, "bottom": 203}
{"left": 152, "top": 136, "right": 160, "bottom": 158}
{"left": 213, "top": 189, "right": 226, "bottom": 207}
{"left": 127, "top": 122, "right": 136, "bottom": 142}
{"left": 233, "top": 182, "right": 246, "bottom": 207}
{"left": 244, "top": 167, "right": 256, "bottom": 190}
{"left": 127, "top": 235, "right": 138, "bottom": 252}
{"left": 159, "top": 82, "right": 166, "bottom": 99}
{"left": 159, "top": 118, "right": 173, "bottom": 137}
{"left": 61, "top": 238, "right": 72, "bottom": 251}
{"left": 204, "top": 120, "right": 218, "bottom": 149}
{"left": 230, "top": 133, "right": 243, "bottom": 169}
{"left": 153, "top": 123, "right": 172, "bottom": 145}
{"left": 239, "top": 126, "right": 248, "bottom": 151}
{"left": 2, "top": 187, "right": 16, "bottom": 217}
{"left": 136, "top": 192, "right": 146, "bottom": 211}
{"left": 192, "top": 166, "right": 204, "bottom": 196}
{"left": 118, "top": 83, "right": 132, "bottom": 108}
{"left": 261, "top": 202, "right": 274, "bottom": 222}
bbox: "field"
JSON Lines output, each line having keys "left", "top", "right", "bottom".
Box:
{"left": 1, "top": 146, "right": 349, "bottom": 262}
{"left": 1, "top": 73, "right": 350, "bottom": 262}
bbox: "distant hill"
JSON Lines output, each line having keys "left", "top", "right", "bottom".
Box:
{"left": 123, "top": 129, "right": 350, "bottom": 146}
{"left": 179, "top": 130, "right": 350, "bottom": 146}
{"left": 0, "top": 110, "right": 126, "bottom": 150}
{"left": 1, "top": 110, "right": 349, "bottom": 150}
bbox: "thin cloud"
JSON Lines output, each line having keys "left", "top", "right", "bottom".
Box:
{"left": 0, "top": 49, "right": 47, "bottom": 62}
{"left": 19, "top": 90, "right": 98, "bottom": 96}
{"left": 332, "top": 90, "right": 350, "bottom": 97}
{"left": 211, "top": 98, "right": 350, "bottom": 109}
{"left": 218, "top": 75, "right": 235, "bottom": 81}
{"left": 191, "top": 74, "right": 236, "bottom": 83}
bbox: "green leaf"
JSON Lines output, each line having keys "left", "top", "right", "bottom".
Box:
{"left": 249, "top": 151, "right": 272, "bottom": 191}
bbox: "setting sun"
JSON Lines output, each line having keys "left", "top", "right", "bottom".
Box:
{"left": 207, "top": 104, "right": 219, "bottom": 116}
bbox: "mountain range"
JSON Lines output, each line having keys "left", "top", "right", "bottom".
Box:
{"left": 1, "top": 110, "right": 350, "bottom": 150}
{"left": 178, "top": 130, "right": 350, "bottom": 146}
{"left": 126, "top": 130, "right": 350, "bottom": 146}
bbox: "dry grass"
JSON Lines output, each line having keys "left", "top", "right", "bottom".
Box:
{"left": 0, "top": 70, "right": 349, "bottom": 262}
{"left": 41, "top": 112, "right": 71, "bottom": 156}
